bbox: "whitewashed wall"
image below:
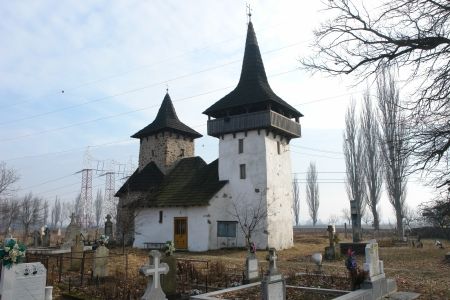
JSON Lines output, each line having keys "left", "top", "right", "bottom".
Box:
{"left": 217, "top": 129, "right": 294, "bottom": 250}
{"left": 264, "top": 133, "right": 294, "bottom": 249}
{"left": 133, "top": 206, "right": 210, "bottom": 252}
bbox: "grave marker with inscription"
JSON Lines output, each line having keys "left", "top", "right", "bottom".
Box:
{"left": 0, "top": 262, "right": 47, "bottom": 300}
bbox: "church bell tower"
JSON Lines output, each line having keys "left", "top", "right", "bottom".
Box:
{"left": 203, "top": 21, "right": 303, "bottom": 249}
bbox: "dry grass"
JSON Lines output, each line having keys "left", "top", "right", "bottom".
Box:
{"left": 51, "top": 233, "right": 450, "bottom": 299}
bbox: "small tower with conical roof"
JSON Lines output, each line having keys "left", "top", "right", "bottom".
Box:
{"left": 133, "top": 92, "right": 202, "bottom": 174}
{"left": 204, "top": 21, "right": 302, "bottom": 250}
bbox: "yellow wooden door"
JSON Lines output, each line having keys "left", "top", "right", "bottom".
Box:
{"left": 174, "top": 217, "right": 188, "bottom": 249}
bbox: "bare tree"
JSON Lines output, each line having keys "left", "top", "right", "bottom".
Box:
{"left": 51, "top": 196, "right": 61, "bottom": 229}
{"left": 302, "top": 0, "right": 450, "bottom": 192}
{"left": 19, "top": 193, "right": 42, "bottom": 242}
{"left": 361, "top": 92, "right": 383, "bottom": 230}
{"left": 362, "top": 210, "right": 373, "bottom": 227}
{"left": 344, "top": 101, "right": 366, "bottom": 242}
{"left": 229, "top": 191, "right": 269, "bottom": 247}
{"left": 306, "top": 162, "right": 319, "bottom": 226}
{"left": 292, "top": 175, "right": 300, "bottom": 226}
{"left": 0, "top": 162, "right": 19, "bottom": 197}
{"left": 95, "top": 189, "right": 103, "bottom": 228}
{"left": 328, "top": 214, "right": 340, "bottom": 225}
{"left": 42, "top": 199, "right": 49, "bottom": 226}
{"left": 377, "top": 70, "right": 409, "bottom": 237}
{"left": 0, "top": 198, "right": 20, "bottom": 235}
{"left": 341, "top": 208, "right": 351, "bottom": 225}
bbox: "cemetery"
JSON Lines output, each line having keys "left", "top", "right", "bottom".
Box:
{"left": 1, "top": 224, "right": 449, "bottom": 299}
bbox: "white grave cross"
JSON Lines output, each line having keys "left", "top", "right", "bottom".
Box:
{"left": 140, "top": 250, "right": 169, "bottom": 290}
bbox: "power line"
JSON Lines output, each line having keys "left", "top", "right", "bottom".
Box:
{"left": 0, "top": 42, "right": 306, "bottom": 127}
{"left": 291, "top": 144, "right": 343, "bottom": 155}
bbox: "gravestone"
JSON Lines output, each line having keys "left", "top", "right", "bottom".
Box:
{"left": 63, "top": 213, "right": 82, "bottom": 249}
{"left": 93, "top": 244, "right": 109, "bottom": 278}
{"left": 140, "top": 250, "right": 169, "bottom": 300}
{"left": 42, "top": 227, "right": 51, "bottom": 247}
{"left": 362, "top": 239, "right": 393, "bottom": 299}
{"left": 244, "top": 242, "right": 259, "bottom": 283}
{"left": 325, "top": 225, "right": 339, "bottom": 260}
{"left": 0, "top": 262, "right": 47, "bottom": 300}
{"left": 363, "top": 240, "right": 384, "bottom": 281}
{"left": 261, "top": 248, "right": 286, "bottom": 300}
{"left": 445, "top": 252, "right": 450, "bottom": 263}
{"left": 70, "top": 234, "right": 84, "bottom": 271}
{"left": 33, "top": 230, "right": 42, "bottom": 247}
{"left": 104, "top": 214, "right": 113, "bottom": 238}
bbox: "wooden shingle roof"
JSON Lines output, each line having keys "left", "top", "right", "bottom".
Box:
{"left": 132, "top": 92, "right": 202, "bottom": 139}
{"left": 115, "top": 162, "right": 164, "bottom": 197}
{"left": 203, "top": 22, "right": 302, "bottom": 119}
{"left": 122, "top": 157, "right": 228, "bottom": 208}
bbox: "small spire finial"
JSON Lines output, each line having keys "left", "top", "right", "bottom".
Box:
{"left": 246, "top": 3, "right": 252, "bottom": 23}
{"left": 166, "top": 83, "right": 169, "bottom": 93}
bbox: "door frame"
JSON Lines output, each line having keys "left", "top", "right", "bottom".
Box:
{"left": 173, "top": 217, "right": 188, "bottom": 249}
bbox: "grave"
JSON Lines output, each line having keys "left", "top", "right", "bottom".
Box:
{"left": 244, "top": 242, "right": 259, "bottom": 283}
{"left": 33, "top": 230, "right": 42, "bottom": 247}
{"left": 261, "top": 248, "right": 286, "bottom": 300}
{"left": 93, "top": 244, "right": 109, "bottom": 278}
{"left": 63, "top": 213, "right": 82, "bottom": 249}
{"left": 42, "top": 227, "right": 51, "bottom": 247}
{"left": 70, "top": 234, "right": 84, "bottom": 271}
{"left": 360, "top": 240, "right": 397, "bottom": 300}
{"left": 161, "top": 241, "right": 178, "bottom": 299}
{"left": 104, "top": 214, "right": 113, "bottom": 239}
{"left": 325, "top": 225, "right": 340, "bottom": 260}
{"left": 140, "top": 250, "right": 169, "bottom": 300}
{"left": 0, "top": 262, "right": 49, "bottom": 300}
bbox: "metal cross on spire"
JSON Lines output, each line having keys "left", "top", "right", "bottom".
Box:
{"left": 246, "top": 3, "right": 252, "bottom": 23}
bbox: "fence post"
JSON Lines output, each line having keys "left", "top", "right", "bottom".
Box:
{"left": 80, "top": 251, "right": 85, "bottom": 286}
{"left": 125, "top": 252, "right": 128, "bottom": 281}
{"left": 58, "top": 254, "right": 63, "bottom": 283}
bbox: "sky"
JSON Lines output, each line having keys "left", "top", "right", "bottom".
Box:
{"left": 0, "top": 0, "right": 434, "bottom": 226}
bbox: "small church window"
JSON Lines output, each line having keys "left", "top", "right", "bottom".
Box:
{"left": 159, "top": 211, "right": 163, "bottom": 223}
{"left": 217, "top": 221, "right": 237, "bottom": 237}
{"left": 152, "top": 150, "right": 155, "bottom": 157}
{"left": 180, "top": 149, "right": 185, "bottom": 157}
{"left": 240, "top": 164, "right": 246, "bottom": 179}
{"left": 238, "top": 139, "right": 244, "bottom": 154}
{"left": 277, "top": 141, "right": 281, "bottom": 155}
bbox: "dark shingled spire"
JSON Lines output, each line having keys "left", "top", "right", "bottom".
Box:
{"left": 132, "top": 92, "right": 202, "bottom": 139}
{"left": 203, "top": 22, "right": 302, "bottom": 119}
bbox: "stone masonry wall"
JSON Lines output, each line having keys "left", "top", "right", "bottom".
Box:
{"left": 138, "top": 131, "right": 195, "bottom": 174}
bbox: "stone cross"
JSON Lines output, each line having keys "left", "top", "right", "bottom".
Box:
{"left": 266, "top": 248, "right": 278, "bottom": 275}
{"left": 140, "top": 250, "right": 169, "bottom": 300}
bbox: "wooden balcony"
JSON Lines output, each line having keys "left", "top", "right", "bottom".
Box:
{"left": 207, "top": 110, "right": 301, "bottom": 138}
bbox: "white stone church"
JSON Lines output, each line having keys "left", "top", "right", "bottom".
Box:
{"left": 116, "top": 21, "right": 303, "bottom": 252}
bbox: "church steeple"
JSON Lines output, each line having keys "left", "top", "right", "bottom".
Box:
{"left": 132, "top": 92, "right": 202, "bottom": 139}
{"left": 133, "top": 92, "right": 201, "bottom": 173}
{"left": 203, "top": 21, "right": 302, "bottom": 138}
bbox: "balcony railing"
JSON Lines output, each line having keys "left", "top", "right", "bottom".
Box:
{"left": 207, "top": 110, "right": 301, "bottom": 138}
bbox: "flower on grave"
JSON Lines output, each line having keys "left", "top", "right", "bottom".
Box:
{"left": 164, "top": 240, "right": 175, "bottom": 256}
{"left": 98, "top": 234, "right": 109, "bottom": 246}
{"left": 0, "top": 239, "right": 26, "bottom": 269}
